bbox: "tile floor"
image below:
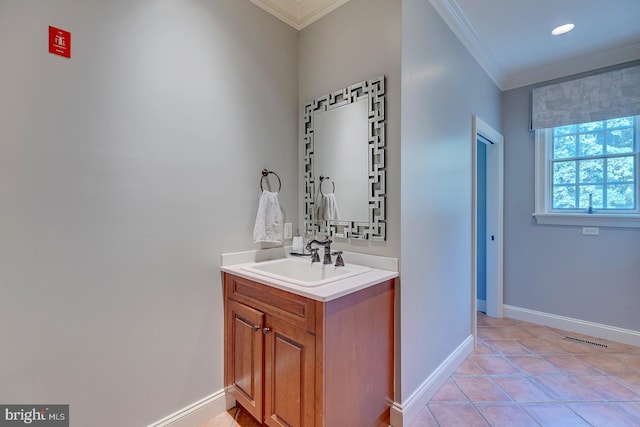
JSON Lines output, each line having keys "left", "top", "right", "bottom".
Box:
{"left": 201, "top": 312, "right": 640, "bottom": 426}
{"left": 199, "top": 406, "right": 260, "bottom": 427}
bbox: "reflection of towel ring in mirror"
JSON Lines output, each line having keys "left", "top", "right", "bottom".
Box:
{"left": 319, "top": 175, "right": 335, "bottom": 196}
{"left": 260, "top": 169, "right": 282, "bottom": 193}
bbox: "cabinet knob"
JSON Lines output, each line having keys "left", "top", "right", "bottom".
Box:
{"left": 253, "top": 325, "right": 260, "bottom": 332}
{"left": 262, "top": 327, "right": 271, "bottom": 334}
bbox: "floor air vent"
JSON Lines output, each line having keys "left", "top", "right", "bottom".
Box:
{"left": 563, "top": 335, "right": 608, "bottom": 348}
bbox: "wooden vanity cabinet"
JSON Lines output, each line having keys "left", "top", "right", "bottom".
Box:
{"left": 224, "top": 272, "right": 394, "bottom": 427}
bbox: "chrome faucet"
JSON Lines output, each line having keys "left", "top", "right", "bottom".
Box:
{"left": 305, "top": 237, "right": 333, "bottom": 265}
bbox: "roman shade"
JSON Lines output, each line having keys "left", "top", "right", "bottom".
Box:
{"left": 531, "top": 64, "right": 640, "bottom": 130}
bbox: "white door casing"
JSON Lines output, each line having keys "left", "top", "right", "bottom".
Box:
{"left": 471, "top": 116, "right": 504, "bottom": 341}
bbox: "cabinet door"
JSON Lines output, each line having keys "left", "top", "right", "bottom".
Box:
{"left": 226, "top": 299, "right": 264, "bottom": 421}
{"left": 263, "top": 315, "right": 315, "bottom": 427}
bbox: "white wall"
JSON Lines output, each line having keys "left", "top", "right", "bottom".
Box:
{"left": 400, "top": 0, "right": 501, "bottom": 405}
{"left": 502, "top": 62, "right": 640, "bottom": 332}
{"left": 0, "top": 1, "right": 298, "bottom": 426}
{"left": 298, "top": 0, "right": 402, "bottom": 258}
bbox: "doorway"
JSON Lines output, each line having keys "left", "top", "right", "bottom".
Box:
{"left": 471, "top": 116, "right": 504, "bottom": 340}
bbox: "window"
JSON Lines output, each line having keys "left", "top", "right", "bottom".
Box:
{"left": 534, "top": 115, "right": 640, "bottom": 228}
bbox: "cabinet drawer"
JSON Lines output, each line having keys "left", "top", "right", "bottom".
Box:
{"left": 225, "top": 273, "right": 316, "bottom": 334}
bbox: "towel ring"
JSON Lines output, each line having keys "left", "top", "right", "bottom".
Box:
{"left": 260, "top": 169, "right": 282, "bottom": 192}
{"left": 319, "top": 175, "right": 335, "bottom": 196}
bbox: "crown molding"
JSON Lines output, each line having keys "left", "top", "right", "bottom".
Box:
{"left": 429, "top": 0, "right": 640, "bottom": 91}
{"left": 249, "top": 0, "right": 350, "bottom": 30}
{"left": 502, "top": 41, "right": 640, "bottom": 90}
{"left": 428, "top": 0, "right": 504, "bottom": 88}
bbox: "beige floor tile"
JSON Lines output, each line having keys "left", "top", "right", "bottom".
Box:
{"left": 616, "top": 374, "right": 640, "bottom": 394}
{"left": 430, "top": 379, "right": 468, "bottom": 402}
{"left": 198, "top": 408, "right": 237, "bottom": 427}
{"left": 578, "top": 353, "right": 638, "bottom": 375}
{"left": 473, "top": 340, "right": 499, "bottom": 355}
{"left": 492, "top": 376, "right": 556, "bottom": 403}
{"left": 534, "top": 374, "right": 602, "bottom": 401}
{"left": 615, "top": 402, "right": 640, "bottom": 423}
{"left": 428, "top": 403, "right": 488, "bottom": 427}
{"left": 408, "top": 406, "right": 438, "bottom": 427}
{"left": 542, "top": 354, "right": 602, "bottom": 374}
{"left": 522, "top": 402, "right": 591, "bottom": 426}
{"left": 611, "top": 353, "right": 640, "bottom": 373}
{"left": 454, "top": 358, "right": 485, "bottom": 375}
{"left": 568, "top": 402, "right": 640, "bottom": 427}
{"left": 505, "top": 355, "right": 560, "bottom": 375}
{"left": 483, "top": 339, "right": 531, "bottom": 355}
{"left": 475, "top": 403, "right": 538, "bottom": 427}
{"left": 497, "top": 326, "right": 536, "bottom": 340}
{"left": 469, "top": 355, "right": 522, "bottom": 375}
{"left": 477, "top": 326, "right": 508, "bottom": 340}
{"left": 453, "top": 376, "right": 511, "bottom": 403}
{"left": 571, "top": 374, "right": 640, "bottom": 401}
{"left": 517, "top": 338, "right": 568, "bottom": 355}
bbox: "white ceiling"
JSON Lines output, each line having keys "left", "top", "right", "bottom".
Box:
{"left": 251, "top": 0, "right": 640, "bottom": 90}
{"left": 432, "top": 0, "right": 640, "bottom": 89}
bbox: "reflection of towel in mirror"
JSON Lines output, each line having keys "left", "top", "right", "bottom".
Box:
{"left": 253, "top": 191, "right": 283, "bottom": 244}
{"left": 316, "top": 193, "right": 340, "bottom": 221}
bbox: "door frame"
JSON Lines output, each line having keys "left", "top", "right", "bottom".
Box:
{"left": 471, "top": 116, "right": 504, "bottom": 341}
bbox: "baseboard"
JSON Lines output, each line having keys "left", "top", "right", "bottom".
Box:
{"left": 477, "top": 299, "right": 486, "bottom": 313}
{"left": 390, "top": 334, "right": 473, "bottom": 427}
{"left": 147, "top": 389, "right": 231, "bottom": 427}
{"left": 504, "top": 305, "right": 640, "bottom": 348}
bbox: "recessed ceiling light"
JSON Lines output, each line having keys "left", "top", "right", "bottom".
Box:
{"left": 552, "top": 23, "right": 575, "bottom": 36}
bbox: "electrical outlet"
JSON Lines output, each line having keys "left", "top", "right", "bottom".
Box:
{"left": 582, "top": 227, "right": 599, "bottom": 236}
{"left": 284, "top": 223, "right": 293, "bottom": 239}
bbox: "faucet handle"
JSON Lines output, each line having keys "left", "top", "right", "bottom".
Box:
{"left": 309, "top": 248, "right": 320, "bottom": 263}
{"left": 332, "top": 251, "right": 344, "bottom": 267}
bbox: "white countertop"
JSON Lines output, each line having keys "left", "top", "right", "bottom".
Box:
{"left": 220, "top": 248, "right": 398, "bottom": 302}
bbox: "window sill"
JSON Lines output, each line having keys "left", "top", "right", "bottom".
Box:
{"left": 533, "top": 213, "right": 640, "bottom": 228}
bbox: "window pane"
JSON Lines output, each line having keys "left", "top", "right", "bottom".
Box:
{"left": 607, "top": 156, "right": 635, "bottom": 183}
{"left": 606, "top": 117, "right": 633, "bottom": 128}
{"left": 578, "top": 159, "right": 603, "bottom": 184}
{"left": 607, "top": 184, "right": 635, "bottom": 209}
{"left": 553, "top": 186, "right": 576, "bottom": 209}
{"left": 553, "top": 161, "right": 576, "bottom": 184}
{"left": 553, "top": 135, "right": 576, "bottom": 159}
{"left": 548, "top": 115, "right": 637, "bottom": 213}
{"left": 578, "top": 132, "right": 603, "bottom": 156}
{"left": 578, "top": 121, "right": 604, "bottom": 132}
{"left": 578, "top": 185, "right": 603, "bottom": 209}
{"left": 553, "top": 124, "right": 577, "bottom": 136}
{"left": 606, "top": 128, "right": 634, "bottom": 153}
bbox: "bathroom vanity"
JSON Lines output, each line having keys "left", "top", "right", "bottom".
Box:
{"left": 222, "top": 256, "right": 396, "bottom": 427}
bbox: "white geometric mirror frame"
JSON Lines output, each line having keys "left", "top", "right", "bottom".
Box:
{"left": 303, "top": 76, "right": 386, "bottom": 241}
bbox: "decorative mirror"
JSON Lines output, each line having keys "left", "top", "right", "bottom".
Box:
{"left": 303, "top": 76, "right": 386, "bottom": 240}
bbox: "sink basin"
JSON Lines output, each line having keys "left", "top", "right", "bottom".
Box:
{"left": 241, "top": 257, "right": 371, "bottom": 287}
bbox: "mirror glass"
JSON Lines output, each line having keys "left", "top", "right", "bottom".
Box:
{"left": 314, "top": 99, "right": 368, "bottom": 221}
{"left": 303, "top": 76, "right": 386, "bottom": 240}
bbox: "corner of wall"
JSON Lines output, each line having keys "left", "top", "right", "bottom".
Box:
{"left": 146, "top": 390, "right": 230, "bottom": 427}
{"left": 389, "top": 335, "right": 473, "bottom": 427}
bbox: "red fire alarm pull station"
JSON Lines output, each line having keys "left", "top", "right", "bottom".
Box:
{"left": 49, "top": 26, "right": 71, "bottom": 58}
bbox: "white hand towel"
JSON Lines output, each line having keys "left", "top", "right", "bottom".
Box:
{"left": 324, "top": 193, "right": 340, "bottom": 220}
{"left": 253, "top": 191, "right": 283, "bottom": 244}
{"left": 316, "top": 193, "right": 340, "bottom": 221}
